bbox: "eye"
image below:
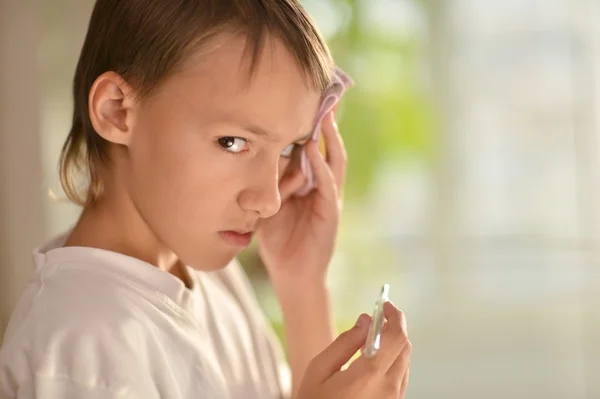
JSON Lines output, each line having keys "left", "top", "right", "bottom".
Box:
{"left": 281, "top": 143, "right": 300, "bottom": 158}
{"left": 218, "top": 137, "right": 248, "bottom": 154}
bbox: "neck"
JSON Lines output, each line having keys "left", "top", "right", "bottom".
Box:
{"left": 64, "top": 190, "right": 193, "bottom": 289}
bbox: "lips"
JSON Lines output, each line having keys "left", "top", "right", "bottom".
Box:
{"left": 230, "top": 229, "right": 253, "bottom": 235}
{"left": 219, "top": 230, "right": 254, "bottom": 247}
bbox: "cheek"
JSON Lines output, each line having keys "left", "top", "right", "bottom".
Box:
{"left": 129, "top": 104, "right": 256, "bottom": 216}
{"left": 127, "top": 116, "right": 202, "bottom": 205}
{"left": 127, "top": 140, "right": 236, "bottom": 255}
{"left": 129, "top": 123, "right": 243, "bottom": 216}
{"left": 130, "top": 105, "right": 206, "bottom": 185}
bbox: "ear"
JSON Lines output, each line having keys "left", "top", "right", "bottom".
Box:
{"left": 88, "top": 71, "right": 136, "bottom": 146}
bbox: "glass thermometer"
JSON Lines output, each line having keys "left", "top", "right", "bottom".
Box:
{"left": 363, "top": 284, "right": 390, "bottom": 358}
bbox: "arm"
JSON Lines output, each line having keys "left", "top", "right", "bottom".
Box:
{"left": 275, "top": 281, "right": 336, "bottom": 399}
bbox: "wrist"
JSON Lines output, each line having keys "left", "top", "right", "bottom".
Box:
{"left": 268, "top": 262, "right": 328, "bottom": 292}
{"left": 277, "top": 280, "right": 337, "bottom": 355}
{"left": 276, "top": 284, "right": 333, "bottom": 329}
{"left": 272, "top": 275, "right": 329, "bottom": 302}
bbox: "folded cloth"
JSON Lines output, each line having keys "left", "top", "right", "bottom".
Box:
{"left": 296, "top": 67, "right": 354, "bottom": 196}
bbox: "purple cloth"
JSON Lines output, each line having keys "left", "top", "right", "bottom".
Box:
{"left": 296, "top": 67, "right": 354, "bottom": 196}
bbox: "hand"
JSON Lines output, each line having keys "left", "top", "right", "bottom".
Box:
{"left": 296, "top": 302, "right": 412, "bottom": 399}
{"left": 256, "top": 110, "right": 346, "bottom": 286}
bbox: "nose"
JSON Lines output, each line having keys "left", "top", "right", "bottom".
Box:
{"left": 238, "top": 162, "right": 282, "bottom": 219}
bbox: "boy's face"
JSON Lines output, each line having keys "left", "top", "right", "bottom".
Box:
{"left": 124, "top": 33, "right": 322, "bottom": 270}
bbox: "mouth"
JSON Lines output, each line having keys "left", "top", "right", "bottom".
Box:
{"left": 219, "top": 230, "right": 254, "bottom": 247}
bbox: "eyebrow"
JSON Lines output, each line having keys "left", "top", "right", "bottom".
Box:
{"left": 241, "top": 123, "right": 313, "bottom": 144}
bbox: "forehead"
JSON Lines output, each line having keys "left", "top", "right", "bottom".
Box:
{"left": 159, "top": 32, "right": 322, "bottom": 140}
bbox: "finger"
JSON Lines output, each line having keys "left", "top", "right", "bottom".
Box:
{"left": 305, "top": 140, "right": 337, "bottom": 201}
{"left": 384, "top": 301, "right": 407, "bottom": 334}
{"left": 385, "top": 339, "right": 411, "bottom": 379}
{"left": 352, "top": 302, "right": 408, "bottom": 374}
{"left": 278, "top": 168, "right": 306, "bottom": 203}
{"left": 307, "top": 313, "right": 372, "bottom": 382}
{"left": 400, "top": 366, "right": 410, "bottom": 398}
{"left": 379, "top": 318, "right": 389, "bottom": 336}
{"left": 380, "top": 302, "right": 406, "bottom": 334}
{"left": 380, "top": 347, "right": 410, "bottom": 399}
{"left": 321, "top": 111, "right": 347, "bottom": 192}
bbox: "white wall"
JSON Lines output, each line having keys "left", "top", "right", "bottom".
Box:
{"left": 0, "top": 0, "right": 46, "bottom": 337}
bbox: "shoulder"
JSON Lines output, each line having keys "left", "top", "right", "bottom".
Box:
{"left": 0, "top": 264, "right": 162, "bottom": 396}
{"left": 6, "top": 261, "right": 154, "bottom": 342}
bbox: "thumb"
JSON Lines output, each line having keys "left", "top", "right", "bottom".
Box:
{"left": 308, "top": 313, "right": 372, "bottom": 381}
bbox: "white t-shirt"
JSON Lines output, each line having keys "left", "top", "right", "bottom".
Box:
{"left": 0, "top": 233, "right": 291, "bottom": 399}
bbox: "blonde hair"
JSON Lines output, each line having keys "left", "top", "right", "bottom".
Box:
{"left": 60, "top": 0, "right": 334, "bottom": 206}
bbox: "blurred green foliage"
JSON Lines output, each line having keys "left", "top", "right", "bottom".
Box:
{"left": 329, "top": 0, "right": 436, "bottom": 199}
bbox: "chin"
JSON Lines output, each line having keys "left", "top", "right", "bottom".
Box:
{"left": 184, "top": 249, "right": 238, "bottom": 272}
